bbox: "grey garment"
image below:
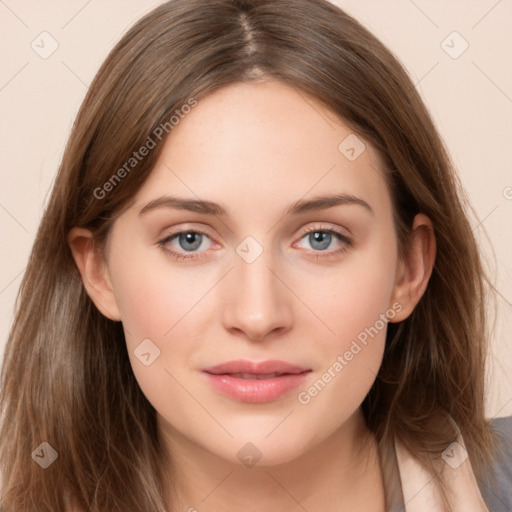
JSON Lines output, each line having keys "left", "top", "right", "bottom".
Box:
{"left": 478, "top": 416, "right": 512, "bottom": 511}
{"left": 378, "top": 416, "right": 512, "bottom": 512}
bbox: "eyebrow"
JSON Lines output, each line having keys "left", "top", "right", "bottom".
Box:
{"left": 139, "top": 193, "right": 374, "bottom": 217}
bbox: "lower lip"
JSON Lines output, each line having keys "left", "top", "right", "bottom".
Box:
{"left": 203, "top": 372, "right": 311, "bottom": 403}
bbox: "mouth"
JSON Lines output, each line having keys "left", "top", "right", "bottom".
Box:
{"left": 202, "top": 360, "right": 312, "bottom": 403}
{"left": 222, "top": 372, "right": 296, "bottom": 379}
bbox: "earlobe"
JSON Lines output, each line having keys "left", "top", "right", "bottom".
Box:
{"left": 67, "top": 227, "right": 122, "bottom": 321}
{"left": 389, "top": 214, "right": 436, "bottom": 322}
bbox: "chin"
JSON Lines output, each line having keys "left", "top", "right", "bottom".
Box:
{"left": 217, "top": 429, "right": 314, "bottom": 468}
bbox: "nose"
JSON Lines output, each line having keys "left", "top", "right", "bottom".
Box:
{"left": 222, "top": 247, "right": 293, "bottom": 342}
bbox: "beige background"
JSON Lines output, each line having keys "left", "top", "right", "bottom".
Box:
{"left": 1, "top": 0, "right": 511, "bottom": 417}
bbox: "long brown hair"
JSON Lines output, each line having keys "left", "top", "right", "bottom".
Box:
{"left": 0, "top": 0, "right": 496, "bottom": 510}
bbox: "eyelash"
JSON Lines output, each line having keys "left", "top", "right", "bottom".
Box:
{"left": 157, "top": 225, "right": 353, "bottom": 262}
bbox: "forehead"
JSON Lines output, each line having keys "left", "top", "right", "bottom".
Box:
{"left": 131, "top": 79, "right": 392, "bottom": 219}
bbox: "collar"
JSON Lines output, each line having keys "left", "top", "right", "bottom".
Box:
{"left": 377, "top": 431, "right": 490, "bottom": 511}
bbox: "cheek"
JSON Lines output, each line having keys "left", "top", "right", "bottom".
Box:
{"left": 108, "top": 242, "right": 211, "bottom": 341}
{"left": 293, "top": 274, "right": 391, "bottom": 435}
{"left": 112, "top": 270, "right": 173, "bottom": 342}
{"left": 292, "top": 239, "right": 397, "bottom": 406}
{"left": 107, "top": 245, "right": 219, "bottom": 391}
{"left": 303, "top": 242, "right": 398, "bottom": 353}
{"left": 107, "top": 257, "right": 199, "bottom": 416}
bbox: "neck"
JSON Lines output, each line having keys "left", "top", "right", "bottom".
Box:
{"left": 160, "top": 409, "right": 386, "bottom": 512}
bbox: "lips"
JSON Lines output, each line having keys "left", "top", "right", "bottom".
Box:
{"left": 203, "top": 359, "right": 309, "bottom": 377}
{"left": 202, "top": 359, "right": 311, "bottom": 403}
{"left": 227, "top": 373, "right": 285, "bottom": 379}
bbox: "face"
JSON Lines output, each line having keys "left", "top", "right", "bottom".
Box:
{"left": 100, "top": 79, "right": 406, "bottom": 466}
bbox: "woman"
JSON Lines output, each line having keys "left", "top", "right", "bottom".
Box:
{"left": 1, "top": 0, "right": 510, "bottom": 510}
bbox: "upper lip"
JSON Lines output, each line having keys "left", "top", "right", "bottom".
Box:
{"left": 203, "top": 359, "right": 310, "bottom": 376}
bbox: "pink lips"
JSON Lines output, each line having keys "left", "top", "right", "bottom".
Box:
{"left": 202, "top": 359, "right": 311, "bottom": 403}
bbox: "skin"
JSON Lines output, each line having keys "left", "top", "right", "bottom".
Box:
{"left": 69, "top": 79, "right": 436, "bottom": 511}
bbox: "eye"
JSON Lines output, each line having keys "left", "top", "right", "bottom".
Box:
{"left": 157, "top": 225, "right": 353, "bottom": 262}
{"left": 157, "top": 230, "right": 214, "bottom": 261}
{"left": 294, "top": 226, "right": 353, "bottom": 258}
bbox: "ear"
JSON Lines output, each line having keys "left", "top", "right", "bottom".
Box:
{"left": 388, "top": 213, "right": 436, "bottom": 322}
{"left": 67, "top": 227, "right": 122, "bottom": 321}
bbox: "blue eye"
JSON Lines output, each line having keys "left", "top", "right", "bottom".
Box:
{"left": 158, "top": 230, "right": 212, "bottom": 261}
{"left": 296, "top": 228, "right": 353, "bottom": 258}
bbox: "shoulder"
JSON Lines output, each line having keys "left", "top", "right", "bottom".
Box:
{"left": 478, "top": 415, "right": 512, "bottom": 511}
